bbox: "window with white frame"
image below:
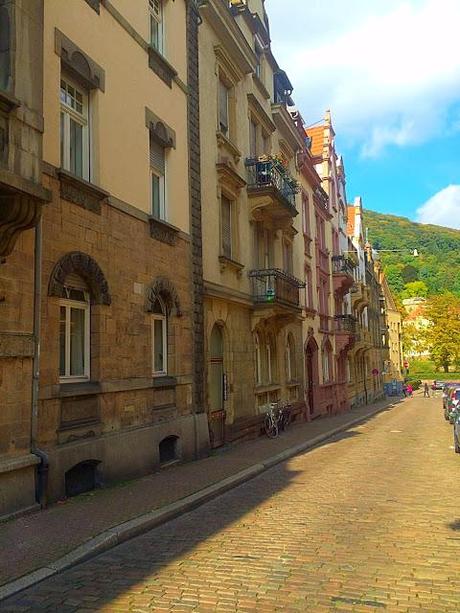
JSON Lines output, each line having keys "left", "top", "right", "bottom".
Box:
{"left": 322, "top": 346, "right": 331, "bottom": 383}
{"left": 151, "top": 296, "right": 167, "bottom": 376}
{"left": 150, "top": 137, "right": 166, "bottom": 220}
{"left": 254, "top": 35, "right": 264, "bottom": 81}
{"left": 59, "top": 279, "right": 90, "bottom": 382}
{"left": 60, "top": 77, "right": 89, "bottom": 180}
{"left": 149, "top": 0, "right": 164, "bottom": 54}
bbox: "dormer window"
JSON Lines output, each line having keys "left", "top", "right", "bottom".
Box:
{"left": 149, "top": 0, "right": 164, "bottom": 54}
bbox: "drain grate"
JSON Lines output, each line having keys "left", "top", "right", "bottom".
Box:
{"left": 331, "top": 596, "right": 386, "bottom": 608}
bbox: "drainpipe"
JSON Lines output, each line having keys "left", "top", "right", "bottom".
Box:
{"left": 31, "top": 217, "right": 49, "bottom": 507}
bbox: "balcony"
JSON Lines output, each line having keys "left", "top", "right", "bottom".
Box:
{"left": 246, "top": 158, "right": 298, "bottom": 224}
{"left": 332, "top": 255, "right": 355, "bottom": 296}
{"left": 334, "top": 314, "right": 357, "bottom": 353}
{"left": 248, "top": 268, "right": 304, "bottom": 310}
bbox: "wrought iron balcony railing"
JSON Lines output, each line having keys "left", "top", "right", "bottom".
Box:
{"left": 248, "top": 268, "right": 304, "bottom": 308}
{"left": 245, "top": 158, "right": 298, "bottom": 212}
{"left": 332, "top": 255, "right": 355, "bottom": 276}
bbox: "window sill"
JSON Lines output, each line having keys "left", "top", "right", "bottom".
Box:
{"left": 148, "top": 46, "right": 178, "bottom": 88}
{"left": 286, "top": 381, "right": 300, "bottom": 388}
{"left": 153, "top": 375, "right": 177, "bottom": 389}
{"left": 219, "top": 255, "right": 244, "bottom": 277}
{"left": 148, "top": 216, "right": 180, "bottom": 246}
{"left": 58, "top": 169, "right": 109, "bottom": 214}
{"left": 58, "top": 381, "right": 101, "bottom": 397}
{"left": 0, "top": 89, "right": 20, "bottom": 113}
{"left": 216, "top": 131, "right": 241, "bottom": 163}
{"left": 255, "top": 383, "right": 281, "bottom": 393}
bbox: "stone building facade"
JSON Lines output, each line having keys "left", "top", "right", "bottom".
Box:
{"left": 198, "top": 0, "right": 306, "bottom": 446}
{"left": 0, "top": 0, "right": 208, "bottom": 518}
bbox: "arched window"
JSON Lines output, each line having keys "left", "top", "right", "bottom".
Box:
{"left": 59, "top": 274, "right": 90, "bottom": 381}
{"left": 286, "top": 333, "right": 296, "bottom": 382}
{"left": 152, "top": 295, "right": 167, "bottom": 376}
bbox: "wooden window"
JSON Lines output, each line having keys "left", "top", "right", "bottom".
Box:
{"left": 302, "top": 195, "right": 310, "bottom": 236}
{"left": 59, "top": 278, "right": 90, "bottom": 382}
{"left": 218, "top": 79, "right": 229, "bottom": 135}
{"left": 149, "top": 0, "right": 164, "bottom": 54}
{"left": 60, "top": 77, "right": 89, "bottom": 180}
{"left": 150, "top": 137, "right": 166, "bottom": 220}
{"left": 221, "top": 195, "right": 232, "bottom": 259}
{"left": 283, "top": 239, "right": 293, "bottom": 274}
{"left": 151, "top": 296, "right": 167, "bottom": 376}
{"left": 249, "top": 118, "right": 257, "bottom": 158}
{"left": 286, "top": 334, "right": 296, "bottom": 381}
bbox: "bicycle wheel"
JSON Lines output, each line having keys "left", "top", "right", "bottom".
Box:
{"left": 264, "top": 413, "right": 278, "bottom": 438}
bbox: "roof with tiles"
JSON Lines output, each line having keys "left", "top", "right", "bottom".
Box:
{"left": 305, "top": 125, "right": 325, "bottom": 157}
{"left": 346, "top": 206, "right": 356, "bottom": 236}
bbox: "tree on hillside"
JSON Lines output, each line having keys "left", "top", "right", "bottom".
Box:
{"left": 400, "top": 280, "right": 428, "bottom": 300}
{"left": 425, "top": 293, "right": 460, "bottom": 372}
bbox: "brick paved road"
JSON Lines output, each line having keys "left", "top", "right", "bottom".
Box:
{"left": 2, "top": 395, "right": 460, "bottom": 612}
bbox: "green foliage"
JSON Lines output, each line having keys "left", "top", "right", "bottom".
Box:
{"left": 400, "top": 280, "right": 428, "bottom": 299}
{"left": 365, "top": 210, "right": 460, "bottom": 299}
{"left": 425, "top": 293, "right": 460, "bottom": 372}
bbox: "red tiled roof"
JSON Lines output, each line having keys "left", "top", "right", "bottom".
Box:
{"left": 347, "top": 206, "right": 356, "bottom": 236}
{"left": 305, "top": 125, "right": 325, "bottom": 157}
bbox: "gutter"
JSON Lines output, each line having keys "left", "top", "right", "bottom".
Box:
{"left": 31, "top": 218, "right": 49, "bottom": 507}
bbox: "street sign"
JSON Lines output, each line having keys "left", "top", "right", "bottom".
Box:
{"left": 403, "top": 361, "right": 409, "bottom": 368}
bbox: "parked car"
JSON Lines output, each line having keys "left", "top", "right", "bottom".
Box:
{"left": 445, "top": 388, "right": 460, "bottom": 423}
{"left": 432, "top": 380, "right": 445, "bottom": 391}
{"left": 453, "top": 412, "right": 460, "bottom": 454}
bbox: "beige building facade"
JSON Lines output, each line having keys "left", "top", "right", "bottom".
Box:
{"left": 0, "top": 0, "right": 208, "bottom": 518}
{"left": 199, "top": 0, "right": 306, "bottom": 446}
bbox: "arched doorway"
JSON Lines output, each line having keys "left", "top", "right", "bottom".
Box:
{"left": 305, "top": 336, "right": 318, "bottom": 417}
{"left": 208, "top": 324, "right": 225, "bottom": 448}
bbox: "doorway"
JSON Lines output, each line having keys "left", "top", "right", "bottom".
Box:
{"left": 208, "top": 324, "right": 226, "bottom": 448}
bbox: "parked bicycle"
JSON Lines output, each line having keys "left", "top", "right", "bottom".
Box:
{"left": 263, "top": 400, "right": 292, "bottom": 438}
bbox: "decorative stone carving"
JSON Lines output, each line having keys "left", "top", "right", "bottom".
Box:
{"left": 145, "top": 108, "right": 176, "bottom": 149}
{"left": 148, "top": 216, "right": 179, "bottom": 246}
{"left": 0, "top": 191, "right": 43, "bottom": 257}
{"left": 55, "top": 29, "right": 105, "bottom": 91}
{"left": 58, "top": 169, "right": 109, "bottom": 214}
{"left": 48, "top": 251, "right": 111, "bottom": 305}
{"left": 146, "top": 276, "right": 182, "bottom": 317}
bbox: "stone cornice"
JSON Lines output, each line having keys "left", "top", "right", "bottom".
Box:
{"left": 200, "top": 0, "right": 256, "bottom": 76}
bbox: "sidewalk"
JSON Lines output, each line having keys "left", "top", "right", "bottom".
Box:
{"left": 0, "top": 396, "right": 403, "bottom": 600}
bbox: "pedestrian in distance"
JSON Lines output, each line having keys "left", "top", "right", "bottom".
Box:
{"left": 406, "top": 384, "right": 413, "bottom": 398}
{"left": 402, "top": 384, "right": 407, "bottom": 397}
{"left": 423, "top": 382, "right": 430, "bottom": 398}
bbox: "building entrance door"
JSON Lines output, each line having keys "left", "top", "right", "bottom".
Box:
{"left": 208, "top": 324, "right": 225, "bottom": 448}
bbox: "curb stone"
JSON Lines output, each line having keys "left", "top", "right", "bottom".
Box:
{"left": 0, "top": 400, "right": 397, "bottom": 603}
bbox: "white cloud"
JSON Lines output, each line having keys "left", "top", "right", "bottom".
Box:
{"left": 416, "top": 185, "right": 460, "bottom": 229}
{"left": 265, "top": 0, "right": 460, "bottom": 157}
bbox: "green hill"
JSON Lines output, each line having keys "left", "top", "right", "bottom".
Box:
{"left": 363, "top": 210, "right": 460, "bottom": 299}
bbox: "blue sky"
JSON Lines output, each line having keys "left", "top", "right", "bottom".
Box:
{"left": 265, "top": 0, "right": 460, "bottom": 227}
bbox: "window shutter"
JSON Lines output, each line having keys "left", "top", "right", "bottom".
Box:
{"left": 150, "top": 137, "right": 165, "bottom": 175}
{"left": 221, "top": 196, "right": 232, "bottom": 259}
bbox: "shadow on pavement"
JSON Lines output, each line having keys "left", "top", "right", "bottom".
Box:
{"left": 0, "top": 401, "right": 403, "bottom": 610}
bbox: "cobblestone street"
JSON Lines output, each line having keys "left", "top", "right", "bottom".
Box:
{"left": 2, "top": 395, "right": 460, "bottom": 612}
